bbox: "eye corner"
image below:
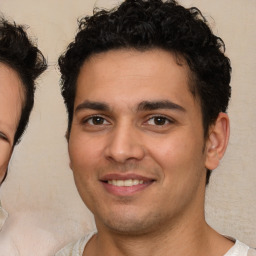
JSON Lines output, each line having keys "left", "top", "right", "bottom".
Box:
{"left": 0, "top": 132, "right": 10, "bottom": 143}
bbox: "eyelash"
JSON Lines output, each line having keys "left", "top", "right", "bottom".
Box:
{"left": 81, "top": 114, "right": 174, "bottom": 127}
{"left": 0, "top": 132, "right": 9, "bottom": 142}
{"left": 145, "top": 115, "right": 174, "bottom": 126}
{"left": 81, "top": 115, "right": 110, "bottom": 126}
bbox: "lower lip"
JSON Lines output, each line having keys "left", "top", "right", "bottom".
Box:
{"left": 101, "top": 181, "right": 153, "bottom": 196}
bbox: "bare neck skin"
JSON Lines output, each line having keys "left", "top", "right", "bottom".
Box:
{"left": 84, "top": 181, "right": 233, "bottom": 256}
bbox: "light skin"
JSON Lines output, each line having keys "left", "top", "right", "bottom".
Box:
{"left": 68, "top": 48, "right": 232, "bottom": 256}
{"left": 0, "top": 63, "right": 23, "bottom": 183}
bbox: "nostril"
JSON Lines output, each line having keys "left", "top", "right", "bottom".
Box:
{"left": 104, "top": 128, "right": 146, "bottom": 163}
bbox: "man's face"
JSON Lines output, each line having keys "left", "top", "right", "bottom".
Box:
{"left": 69, "top": 49, "right": 210, "bottom": 235}
{"left": 0, "top": 63, "right": 23, "bottom": 183}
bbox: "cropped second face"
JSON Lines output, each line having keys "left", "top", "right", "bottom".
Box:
{"left": 0, "top": 63, "right": 23, "bottom": 182}
{"left": 68, "top": 48, "right": 209, "bottom": 235}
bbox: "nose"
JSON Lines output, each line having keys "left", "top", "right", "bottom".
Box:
{"left": 104, "top": 123, "right": 145, "bottom": 163}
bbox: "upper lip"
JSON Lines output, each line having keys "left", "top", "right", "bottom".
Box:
{"left": 100, "top": 173, "right": 155, "bottom": 182}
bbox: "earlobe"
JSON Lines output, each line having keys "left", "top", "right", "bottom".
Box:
{"left": 205, "top": 112, "right": 230, "bottom": 170}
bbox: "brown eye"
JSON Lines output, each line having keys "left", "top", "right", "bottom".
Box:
{"left": 147, "top": 116, "right": 171, "bottom": 126}
{"left": 153, "top": 117, "right": 167, "bottom": 125}
{"left": 83, "top": 115, "right": 110, "bottom": 126}
{"left": 91, "top": 116, "right": 105, "bottom": 125}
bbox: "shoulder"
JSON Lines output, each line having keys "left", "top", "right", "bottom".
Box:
{"left": 0, "top": 211, "right": 59, "bottom": 256}
{"left": 55, "top": 231, "right": 96, "bottom": 256}
{"left": 224, "top": 239, "right": 256, "bottom": 256}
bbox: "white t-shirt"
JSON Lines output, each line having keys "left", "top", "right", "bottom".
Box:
{"left": 0, "top": 204, "right": 8, "bottom": 231}
{"left": 55, "top": 231, "right": 256, "bottom": 256}
{"left": 0, "top": 206, "right": 61, "bottom": 256}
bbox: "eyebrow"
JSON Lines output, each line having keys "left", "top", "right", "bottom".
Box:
{"left": 75, "top": 100, "right": 185, "bottom": 113}
{"left": 137, "top": 100, "right": 185, "bottom": 112}
{"left": 75, "top": 100, "right": 110, "bottom": 113}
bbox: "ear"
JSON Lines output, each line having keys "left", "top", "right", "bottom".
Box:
{"left": 205, "top": 112, "right": 230, "bottom": 170}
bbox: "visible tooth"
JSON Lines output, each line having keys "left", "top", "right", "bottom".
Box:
{"left": 108, "top": 179, "right": 144, "bottom": 186}
{"left": 116, "top": 180, "right": 124, "bottom": 186}
{"left": 124, "top": 179, "right": 133, "bottom": 186}
{"left": 133, "top": 179, "right": 140, "bottom": 185}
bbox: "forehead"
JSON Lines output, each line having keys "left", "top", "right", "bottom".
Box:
{"left": 75, "top": 48, "right": 197, "bottom": 110}
{"left": 0, "top": 62, "right": 23, "bottom": 133}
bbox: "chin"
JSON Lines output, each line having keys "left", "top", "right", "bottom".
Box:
{"left": 97, "top": 211, "right": 163, "bottom": 236}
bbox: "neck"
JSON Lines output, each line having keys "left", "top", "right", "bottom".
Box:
{"left": 85, "top": 180, "right": 233, "bottom": 256}
{"left": 86, "top": 212, "right": 233, "bottom": 256}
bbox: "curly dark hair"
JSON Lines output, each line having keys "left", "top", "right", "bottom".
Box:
{"left": 0, "top": 17, "right": 47, "bottom": 145}
{"left": 0, "top": 17, "right": 47, "bottom": 183}
{"left": 59, "top": 0, "right": 231, "bottom": 184}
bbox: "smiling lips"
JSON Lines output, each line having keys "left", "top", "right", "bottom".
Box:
{"left": 108, "top": 179, "right": 144, "bottom": 186}
{"left": 101, "top": 175, "right": 155, "bottom": 196}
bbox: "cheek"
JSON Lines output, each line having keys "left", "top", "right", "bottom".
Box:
{"left": 68, "top": 135, "right": 103, "bottom": 209}
{"left": 149, "top": 135, "right": 206, "bottom": 204}
{"left": 149, "top": 134, "right": 196, "bottom": 161}
{"left": 68, "top": 133, "right": 102, "bottom": 174}
{"left": 148, "top": 132, "right": 205, "bottom": 177}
